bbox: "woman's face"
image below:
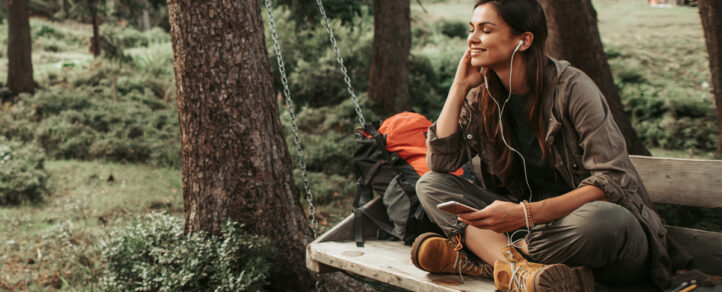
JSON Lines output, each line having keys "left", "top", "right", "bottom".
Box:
{"left": 468, "top": 4, "right": 519, "bottom": 69}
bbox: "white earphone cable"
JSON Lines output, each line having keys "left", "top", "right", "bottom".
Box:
{"left": 483, "top": 40, "right": 534, "bottom": 201}
{"left": 482, "top": 40, "right": 535, "bottom": 248}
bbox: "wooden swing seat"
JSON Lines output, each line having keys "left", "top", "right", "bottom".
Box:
{"left": 306, "top": 155, "right": 722, "bottom": 291}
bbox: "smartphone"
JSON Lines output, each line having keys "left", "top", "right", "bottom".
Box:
{"left": 437, "top": 201, "right": 479, "bottom": 216}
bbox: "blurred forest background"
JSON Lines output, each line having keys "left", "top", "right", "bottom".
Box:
{"left": 0, "top": 0, "right": 720, "bottom": 290}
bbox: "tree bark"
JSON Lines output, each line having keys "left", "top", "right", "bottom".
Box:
{"left": 167, "top": 0, "right": 313, "bottom": 290}
{"left": 699, "top": 0, "right": 722, "bottom": 154}
{"left": 90, "top": 3, "right": 101, "bottom": 57}
{"left": 6, "top": 0, "right": 34, "bottom": 95}
{"left": 539, "top": 0, "right": 651, "bottom": 156}
{"left": 368, "top": 0, "right": 411, "bottom": 117}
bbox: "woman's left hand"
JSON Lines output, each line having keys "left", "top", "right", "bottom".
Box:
{"left": 458, "top": 200, "right": 526, "bottom": 233}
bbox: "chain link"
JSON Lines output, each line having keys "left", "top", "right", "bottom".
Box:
{"left": 314, "top": 0, "right": 366, "bottom": 128}
{"left": 264, "top": 0, "right": 318, "bottom": 239}
{"left": 264, "top": 1, "right": 373, "bottom": 290}
{"left": 264, "top": 1, "right": 322, "bottom": 290}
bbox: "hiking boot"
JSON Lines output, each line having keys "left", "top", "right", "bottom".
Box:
{"left": 494, "top": 246, "right": 595, "bottom": 292}
{"left": 410, "top": 232, "right": 493, "bottom": 278}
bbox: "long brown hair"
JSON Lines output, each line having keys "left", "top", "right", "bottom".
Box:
{"left": 474, "top": 0, "right": 548, "bottom": 181}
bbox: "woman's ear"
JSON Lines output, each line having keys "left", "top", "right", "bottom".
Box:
{"left": 519, "top": 32, "right": 534, "bottom": 51}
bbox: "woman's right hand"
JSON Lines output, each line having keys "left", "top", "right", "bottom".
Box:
{"left": 435, "top": 49, "right": 482, "bottom": 138}
{"left": 453, "top": 48, "right": 483, "bottom": 90}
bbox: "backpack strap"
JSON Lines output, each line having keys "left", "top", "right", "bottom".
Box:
{"left": 364, "top": 123, "right": 387, "bottom": 153}
{"left": 354, "top": 123, "right": 399, "bottom": 247}
{"left": 354, "top": 207, "right": 396, "bottom": 246}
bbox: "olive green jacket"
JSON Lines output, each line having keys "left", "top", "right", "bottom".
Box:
{"left": 426, "top": 57, "right": 690, "bottom": 289}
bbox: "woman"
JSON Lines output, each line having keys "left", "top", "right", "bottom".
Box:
{"left": 409, "top": 0, "right": 683, "bottom": 291}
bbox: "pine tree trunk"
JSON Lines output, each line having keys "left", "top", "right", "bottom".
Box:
{"left": 142, "top": 9, "right": 151, "bottom": 31}
{"left": 539, "top": 0, "right": 651, "bottom": 156}
{"left": 167, "top": 0, "right": 314, "bottom": 290}
{"left": 368, "top": 0, "right": 411, "bottom": 117}
{"left": 61, "top": 0, "right": 70, "bottom": 17}
{"left": 90, "top": 4, "right": 101, "bottom": 57}
{"left": 699, "top": 0, "right": 722, "bottom": 154}
{"left": 6, "top": 0, "right": 34, "bottom": 95}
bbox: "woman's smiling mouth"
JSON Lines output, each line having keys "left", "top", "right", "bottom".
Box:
{"left": 470, "top": 48, "right": 485, "bottom": 56}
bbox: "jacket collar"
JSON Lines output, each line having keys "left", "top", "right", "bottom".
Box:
{"left": 543, "top": 57, "right": 571, "bottom": 145}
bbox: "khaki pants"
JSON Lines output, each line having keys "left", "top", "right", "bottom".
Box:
{"left": 416, "top": 171, "right": 649, "bottom": 285}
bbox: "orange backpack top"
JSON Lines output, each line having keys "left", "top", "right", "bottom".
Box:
{"left": 353, "top": 112, "right": 465, "bottom": 246}
{"left": 378, "top": 112, "right": 463, "bottom": 177}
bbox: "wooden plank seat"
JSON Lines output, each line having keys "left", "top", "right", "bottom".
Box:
{"left": 306, "top": 155, "right": 722, "bottom": 291}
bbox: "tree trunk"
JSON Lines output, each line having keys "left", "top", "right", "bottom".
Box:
{"left": 167, "top": 0, "right": 314, "bottom": 290}
{"left": 368, "top": 0, "right": 411, "bottom": 117}
{"left": 699, "top": 0, "right": 722, "bottom": 154}
{"left": 142, "top": 9, "right": 151, "bottom": 31}
{"left": 61, "top": 0, "right": 70, "bottom": 17}
{"left": 6, "top": 0, "right": 34, "bottom": 95}
{"left": 539, "top": 0, "right": 651, "bottom": 156}
{"left": 90, "top": 4, "right": 101, "bottom": 57}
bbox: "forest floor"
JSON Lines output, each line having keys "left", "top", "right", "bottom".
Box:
{"left": 0, "top": 0, "right": 718, "bottom": 290}
{"left": 0, "top": 161, "right": 183, "bottom": 290}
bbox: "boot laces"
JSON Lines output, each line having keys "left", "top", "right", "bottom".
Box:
{"left": 451, "top": 233, "right": 484, "bottom": 282}
{"left": 508, "top": 262, "right": 531, "bottom": 292}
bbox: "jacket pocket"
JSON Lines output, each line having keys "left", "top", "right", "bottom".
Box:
{"left": 639, "top": 203, "right": 668, "bottom": 243}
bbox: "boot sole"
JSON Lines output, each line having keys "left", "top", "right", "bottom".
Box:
{"left": 534, "top": 264, "right": 595, "bottom": 292}
{"left": 410, "top": 232, "right": 443, "bottom": 271}
{"left": 571, "top": 266, "right": 595, "bottom": 292}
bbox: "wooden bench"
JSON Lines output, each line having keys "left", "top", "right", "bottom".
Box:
{"left": 306, "top": 155, "right": 722, "bottom": 291}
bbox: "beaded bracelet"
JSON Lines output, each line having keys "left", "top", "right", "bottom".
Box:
{"left": 521, "top": 200, "right": 535, "bottom": 229}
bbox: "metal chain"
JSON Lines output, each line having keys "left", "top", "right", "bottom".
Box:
{"left": 263, "top": 0, "right": 319, "bottom": 240}
{"left": 314, "top": 0, "right": 366, "bottom": 128}
{"left": 263, "top": 2, "right": 322, "bottom": 290}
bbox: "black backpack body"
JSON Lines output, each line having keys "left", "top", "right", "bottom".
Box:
{"left": 352, "top": 123, "right": 443, "bottom": 247}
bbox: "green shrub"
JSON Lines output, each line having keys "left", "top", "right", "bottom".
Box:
{"left": 281, "top": 96, "right": 377, "bottom": 175}
{"left": 621, "top": 81, "right": 718, "bottom": 153}
{"left": 265, "top": 6, "right": 373, "bottom": 107}
{"left": 127, "top": 43, "right": 176, "bottom": 101}
{"left": 409, "top": 53, "right": 445, "bottom": 119}
{"left": 273, "top": 0, "right": 368, "bottom": 28}
{"left": 100, "top": 213, "right": 275, "bottom": 291}
{"left": 28, "top": 0, "right": 58, "bottom": 19}
{"left": 280, "top": 97, "right": 379, "bottom": 204}
{"left": 604, "top": 47, "right": 623, "bottom": 59}
{"left": 32, "top": 22, "right": 63, "bottom": 39}
{"left": 438, "top": 20, "right": 468, "bottom": 39}
{"left": 293, "top": 170, "right": 354, "bottom": 205}
{"left": 0, "top": 64, "right": 181, "bottom": 168}
{"left": 30, "top": 20, "right": 84, "bottom": 50}
{"left": 409, "top": 41, "right": 461, "bottom": 119}
{"left": 0, "top": 138, "right": 48, "bottom": 205}
{"left": 0, "top": 101, "right": 36, "bottom": 141}
{"left": 655, "top": 203, "right": 722, "bottom": 232}
{"left": 99, "top": 25, "right": 172, "bottom": 63}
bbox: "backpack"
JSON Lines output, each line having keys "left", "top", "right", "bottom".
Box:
{"left": 353, "top": 112, "right": 465, "bottom": 246}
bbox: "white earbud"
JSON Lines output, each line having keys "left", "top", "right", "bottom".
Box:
{"left": 513, "top": 40, "right": 524, "bottom": 54}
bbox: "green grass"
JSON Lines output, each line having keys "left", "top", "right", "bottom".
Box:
{"left": 0, "top": 160, "right": 182, "bottom": 291}
{"left": 596, "top": 0, "right": 709, "bottom": 92}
